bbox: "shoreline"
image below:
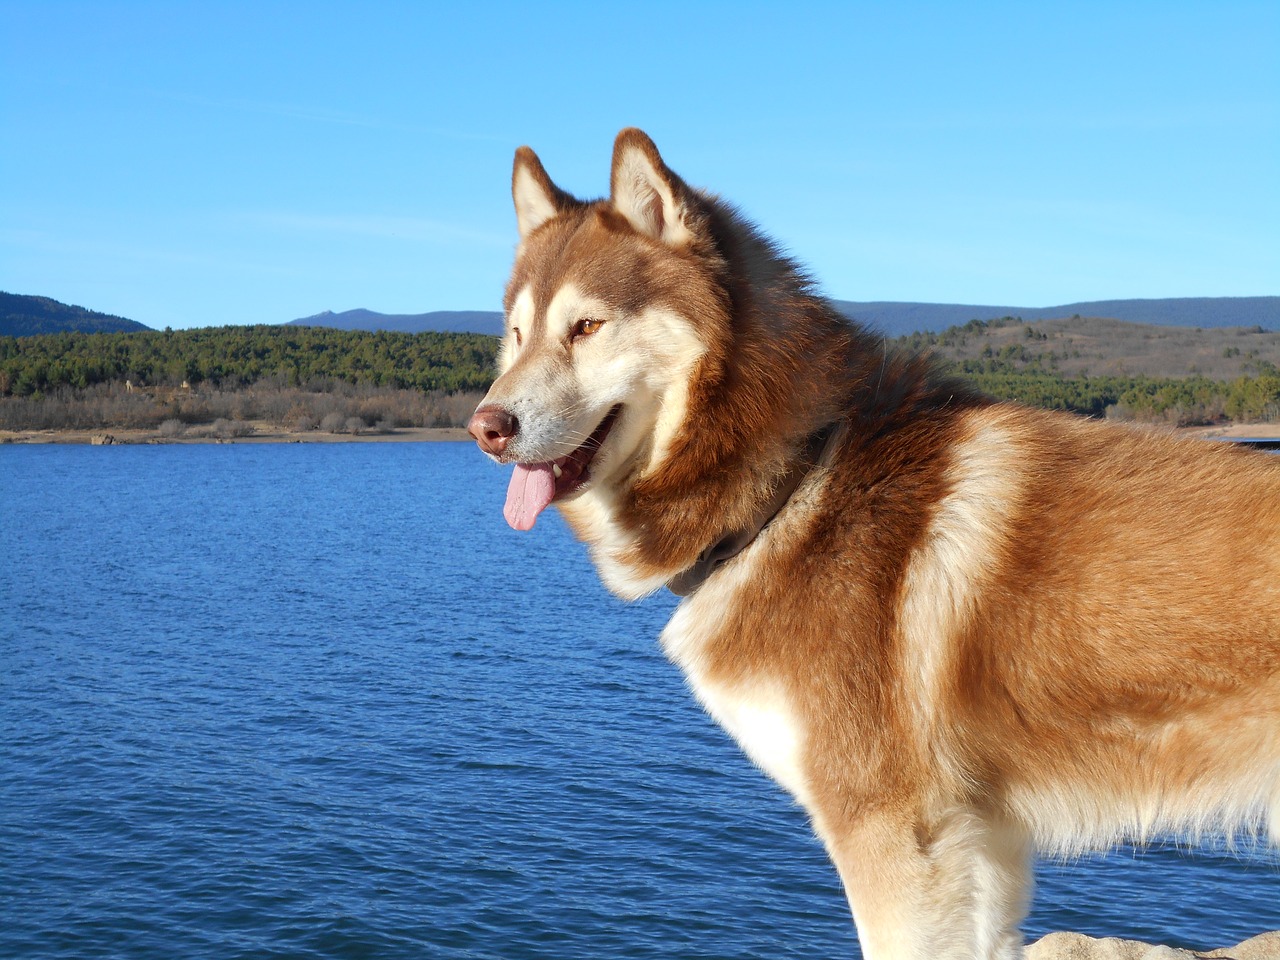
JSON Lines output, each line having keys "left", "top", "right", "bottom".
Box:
{"left": 0, "top": 424, "right": 473, "bottom": 445}
{"left": 3, "top": 422, "right": 1279, "bottom": 446}
{"left": 1172, "top": 421, "right": 1280, "bottom": 440}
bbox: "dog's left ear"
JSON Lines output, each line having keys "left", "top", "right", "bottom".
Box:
{"left": 610, "top": 128, "right": 697, "bottom": 247}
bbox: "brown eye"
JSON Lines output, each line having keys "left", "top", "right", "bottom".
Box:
{"left": 571, "top": 318, "right": 604, "bottom": 341}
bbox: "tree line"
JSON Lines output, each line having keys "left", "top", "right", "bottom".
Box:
{"left": 958, "top": 367, "right": 1280, "bottom": 425}
{"left": 0, "top": 325, "right": 499, "bottom": 397}
{"left": 2, "top": 321, "right": 1278, "bottom": 429}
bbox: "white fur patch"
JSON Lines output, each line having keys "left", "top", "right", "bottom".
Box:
{"left": 500, "top": 286, "right": 534, "bottom": 370}
{"left": 543, "top": 283, "right": 594, "bottom": 342}
{"left": 566, "top": 489, "right": 671, "bottom": 599}
{"left": 898, "top": 417, "right": 1020, "bottom": 751}
{"left": 633, "top": 306, "right": 704, "bottom": 469}
{"left": 661, "top": 547, "right": 812, "bottom": 805}
{"left": 697, "top": 677, "right": 810, "bottom": 803}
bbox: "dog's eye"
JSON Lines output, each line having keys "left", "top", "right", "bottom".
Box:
{"left": 571, "top": 318, "right": 605, "bottom": 341}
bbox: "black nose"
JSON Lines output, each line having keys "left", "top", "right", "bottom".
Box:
{"left": 467, "top": 406, "right": 518, "bottom": 456}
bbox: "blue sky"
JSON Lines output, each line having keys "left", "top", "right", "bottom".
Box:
{"left": 2, "top": 1, "right": 1276, "bottom": 330}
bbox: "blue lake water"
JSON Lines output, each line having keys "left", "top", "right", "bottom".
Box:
{"left": 2, "top": 441, "right": 1276, "bottom": 959}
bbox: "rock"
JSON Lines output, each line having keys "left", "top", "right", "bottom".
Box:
{"left": 1202, "top": 932, "right": 1280, "bottom": 960}
{"left": 1026, "top": 930, "right": 1280, "bottom": 960}
{"left": 90, "top": 433, "right": 116, "bottom": 445}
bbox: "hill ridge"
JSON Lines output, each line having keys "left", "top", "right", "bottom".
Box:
{"left": 290, "top": 296, "right": 1278, "bottom": 337}
{"left": 832, "top": 296, "right": 1278, "bottom": 336}
{"left": 0, "top": 292, "right": 150, "bottom": 337}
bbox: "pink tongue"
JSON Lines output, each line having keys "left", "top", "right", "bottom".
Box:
{"left": 504, "top": 462, "right": 556, "bottom": 531}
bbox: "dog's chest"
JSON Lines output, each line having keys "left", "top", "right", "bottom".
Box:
{"left": 660, "top": 571, "right": 811, "bottom": 805}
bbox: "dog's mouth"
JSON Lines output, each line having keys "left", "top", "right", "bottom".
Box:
{"left": 503, "top": 405, "right": 622, "bottom": 531}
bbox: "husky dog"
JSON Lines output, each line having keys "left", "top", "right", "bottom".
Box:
{"left": 466, "top": 128, "right": 1280, "bottom": 959}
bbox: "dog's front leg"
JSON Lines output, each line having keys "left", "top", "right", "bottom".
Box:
{"left": 815, "top": 808, "right": 1028, "bottom": 960}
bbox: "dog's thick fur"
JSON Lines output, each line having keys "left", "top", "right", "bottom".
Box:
{"left": 468, "top": 129, "right": 1280, "bottom": 958}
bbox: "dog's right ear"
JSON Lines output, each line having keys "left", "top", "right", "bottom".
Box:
{"left": 512, "top": 146, "right": 576, "bottom": 240}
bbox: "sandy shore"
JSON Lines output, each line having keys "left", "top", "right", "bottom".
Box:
{"left": 3, "top": 421, "right": 1278, "bottom": 446}
{"left": 0, "top": 423, "right": 473, "bottom": 445}
{"left": 1175, "top": 421, "right": 1280, "bottom": 440}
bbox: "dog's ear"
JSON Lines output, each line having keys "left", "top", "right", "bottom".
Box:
{"left": 512, "top": 146, "right": 577, "bottom": 239}
{"left": 610, "top": 128, "right": 697, "bottom": 247}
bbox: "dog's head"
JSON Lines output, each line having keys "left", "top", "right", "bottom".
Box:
{"left": 469, "top": 129, "right": 725, "bottom": 532}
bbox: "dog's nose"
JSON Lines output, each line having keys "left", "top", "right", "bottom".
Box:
{"left": 468, "top": 406, "right": 519, "bottom": 456}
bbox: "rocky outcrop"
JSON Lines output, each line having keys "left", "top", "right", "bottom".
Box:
{"left": 1026, "top": 930, "right": 1280, "bottom": 959}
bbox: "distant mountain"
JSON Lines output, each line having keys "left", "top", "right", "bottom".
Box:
{"left": 289, "top": 297, "right": 1277, "bottom": 338}
{"left": 289, "top": 308, "right": 503, "bottom": 336}
{"left": 1, "top": 292, "right": 150, "bottom": 337}
{"left": 832, "top": 297, "right": 1279, "bottom": 337}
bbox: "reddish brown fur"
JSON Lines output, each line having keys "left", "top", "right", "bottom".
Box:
{"left": 473, "top": 128, "right": 1280, "bottom": 959}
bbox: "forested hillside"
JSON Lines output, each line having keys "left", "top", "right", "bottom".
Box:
{"left": 0, "top": 292, "right": 150, "bottom": 337}
{"left": 899, "top": 315, "right": 1280, "bottom": 379}
{"left": 899, "top": 316, "right": 1280, "bottom": 423}
{"left": 0, "top": 325, "right": 498, "bottom": 396}
{"left": 2, "top": 317, "right": 1277, "bottom": 432}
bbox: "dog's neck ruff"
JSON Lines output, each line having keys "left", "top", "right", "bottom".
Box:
{"left": 667, "top": 424, "right": 837, "bottom": 597}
